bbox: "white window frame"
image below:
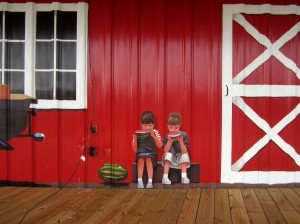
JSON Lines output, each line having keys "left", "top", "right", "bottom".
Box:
{"left": 0, "top": 2, "right": 88, "bottom": 109}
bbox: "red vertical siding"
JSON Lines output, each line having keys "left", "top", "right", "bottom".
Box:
{"left": 87, "top": 0, "right": 224, "bottom": 184}
{"left": 0, "top": 0, "right": 299, "bottom": 186}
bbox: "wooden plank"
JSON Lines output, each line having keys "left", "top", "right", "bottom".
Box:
{"left": 42, "top": 188, "right": 111, "bottom": 224}
{"left": 214, "top": 188, "right": 232, "bottom": 223}
{"left": 0, "top": 187, "right": 27, "bottom": 202}
{"left": 293, "top": 188, "right": 300, "bottom": 197}
{"left": 101, "top": 189, "right": 146, "bottom": 223}
{"left": 280, "top": 188, "right": 300, "bottom": 213}
{"left": 195, "top": 188, "right": 214, "bottom": 224}
{"left": 17, "top": 188, "right": 84, "bottom": 224}
{"left": 254, "top": 188, "right": 287, "bottom": 224}
{"left": 1, "top": 187, "right": 299, "bottom": 223}
{"left": 80, "top": 189, "right": 136, "bottom": 223}
{"left": 74, "top": 188, "right": 124, "bottom": 223}
{"left": 268, "top": 188, "right": 300, "bottom": 224}
{"left": 42, "top": 210, "right": 76, "bottom": 224}
{"left": 241, "top": 188, "right": 268, "bottom": 224}
{"left": 0, "top": 186, "right": 22, "bottom": 198}
{"left": 140, "top": 189, "right": 174, "bottom": 223}
{"left": 228, "top": 188, "right": 250, "bottom": 224}
{"left": 119, "top": 189, "right": 161, "bottom": 224}
{"left": 158, "top": 189, "right": 187, "bottom": 224}
{"left": 177, "top": 189, "right": 201, "bottom": 223}
{"left": 0, "top": 187, "right": 58, "bottom": 224}
{"left": 65, "top": 188, "right": 111, "bottom": 223}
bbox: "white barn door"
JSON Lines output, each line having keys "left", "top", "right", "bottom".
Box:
{"left": 221, "top": 4, "right": 300, "bottom": 184}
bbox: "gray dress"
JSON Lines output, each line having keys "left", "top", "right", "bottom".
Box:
{"left": 136, "top": 129, "right": 161, "bottom": 167}
{"left": 162, "top": 131, "right": 191, "bottom": 169}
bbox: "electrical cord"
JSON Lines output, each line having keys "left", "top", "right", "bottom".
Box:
{"left": 18, "top": 154, "right": 85, "bottom": 224}
{"left": 88, "top": 1, "right": 96, "bottom": 153}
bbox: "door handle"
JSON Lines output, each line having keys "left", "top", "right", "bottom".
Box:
{"left": 225, "top": 85, "right": 228, "bottom": 96}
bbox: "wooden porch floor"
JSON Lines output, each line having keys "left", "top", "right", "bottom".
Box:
{"left": 1, "top": 186, "right": 300, "bottom": 224}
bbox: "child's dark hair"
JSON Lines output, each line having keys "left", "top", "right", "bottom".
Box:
{"left": 167, "top": 112, "right": 182, "bottom": 125}
{"left": 141, "top": 111, "right": 155, "bottom": 124}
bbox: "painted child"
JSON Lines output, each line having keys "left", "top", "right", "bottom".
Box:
{"left": 162, "top": 112, "right": 191, "bottom": 184}
{"left": 132, "top": 111, "right": 162, "bottom": 188}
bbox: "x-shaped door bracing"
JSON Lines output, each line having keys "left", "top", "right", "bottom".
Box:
{"left": 222, "top": 4, "right": 300, "bottom": 184}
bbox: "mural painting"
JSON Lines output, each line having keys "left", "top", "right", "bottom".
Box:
{"left": 0, "top": 0, "right": 299, "bottom": 187}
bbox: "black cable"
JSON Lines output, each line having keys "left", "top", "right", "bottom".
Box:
{"left": 88, "top": 0, "right": 96, "bottom": 151}
{"left": 18, "top": 154, "right": 84, "bottom": 224}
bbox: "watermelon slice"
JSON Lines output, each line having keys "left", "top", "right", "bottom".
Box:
{"left": 135, "top": 130, "right": 151, "bottom": 139}
{"left": 168, "top": 132, "right": 181, "bottom": 140}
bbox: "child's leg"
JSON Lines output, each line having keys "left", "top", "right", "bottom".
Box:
{"left": 145, "top": 158, "right": 154, "bottom": 188}
{"left": 137, "top": 158, "right": 145, "bottom": 179}
{"left": 181, "top": 162, "right": 190, "bottom": 184}
{"left": 145, "top": 158, "right": 153, "bottom": 179}
{"left": 162, "top": 161, "right": 171, "bottom": 184}
{"left": 163, "top": 161, "right": 170, "bottom": 174}
{"left": 137, "top": 158, "right": 145, "bottom": 188}
{"left": 181, "top": 162, "right": 187, "bottom": 173}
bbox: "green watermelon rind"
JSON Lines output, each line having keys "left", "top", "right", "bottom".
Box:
{"left": 98, "top": 163, "right": 128, "bottom": 183}
{"left": 135, "top": 131, "right": 151, "bottom": 140}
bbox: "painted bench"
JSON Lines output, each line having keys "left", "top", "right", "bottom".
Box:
{"left": 132, "top": 161, "right": 200, "bottom": 183}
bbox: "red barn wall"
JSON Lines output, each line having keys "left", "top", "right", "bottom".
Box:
{"left": 0, "top": 0, "right": 299, "bottom": 186}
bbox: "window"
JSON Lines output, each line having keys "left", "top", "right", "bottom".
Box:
{"left": 0, "top": 11, "right": 25, "bottom": 94}
{"left": 0, "top": 2, "right": 88, "bottom": 109}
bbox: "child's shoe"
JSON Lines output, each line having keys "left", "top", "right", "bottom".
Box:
{"left": 137, "top": 181, "right": 144, "bottom": 188}
{"left": 181, "top": 177, "right": 190, "bottom": 184}
{"left": 162, "top": 177, "right": 171, "bottom": 185}
{"left": 146, "top": 182, "right": 153, "bottom": 189}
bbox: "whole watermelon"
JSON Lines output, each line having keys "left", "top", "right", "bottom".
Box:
{"left": 98, "top": 163, "right": 128, "bottom": 183}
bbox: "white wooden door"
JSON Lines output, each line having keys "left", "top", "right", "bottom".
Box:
{"left": 221, "top": 4, "right": 300, "bottom": 184}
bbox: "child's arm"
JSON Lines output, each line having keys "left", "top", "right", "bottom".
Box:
{"left": 151, "top": 130, "right": 162, "bottom": 148}
{"left": 164, "top": 136, "right": 174, "bottom": 153}
{"left": 178, "top": 135, "right": 187, "bottom": 154}
{"left": 132, "top": 134, "right": 137, "bottom": 152}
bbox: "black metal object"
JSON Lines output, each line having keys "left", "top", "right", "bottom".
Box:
{"left": 0, "top": 95, "right": 44, "bottom": 150}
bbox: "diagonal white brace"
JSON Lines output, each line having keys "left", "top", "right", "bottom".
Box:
{"left": 233, "top": 14, "right": 300, "bottom": 84}
{"left": 232, "top": 97, "right": 300, "bottom": 171}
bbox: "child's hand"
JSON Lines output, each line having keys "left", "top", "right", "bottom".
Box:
{"left": 133, "top": 133, "right": 137, "bottom": 141}
{"left": 150, "top": 130, "right": 155, "bottom": 138}
{"left": 167, "top": 135, "right": 175, "bottom": 143}
{"left": 132, "top": 134, "right": 137, "bottom": 152}
{"left": 177, "top": 135, "right": 187, "bottom": 154}
{"left": 177, "top": 135, "right": 183, "bottom": 143}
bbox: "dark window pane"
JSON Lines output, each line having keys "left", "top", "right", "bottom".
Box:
{"left": 4, "top": 72, "right": 24, "bottom": 94}
{"left": 5, "top": 12, "right": 25, "bottom": 40}
{"left": 36, "top": 42, "right": 54, "bottom": 69}
{"left": 56, "top": 72, "right": 76, "bottom": 100}
{"left": 57, "top": 11, "right": 77, "bottom": 40}
{"left": 0, "top": 43, "right": 2, "bottom": 68}
{"left": 56, "top": 42, "right": 76, "bottom": 69}
{"left": 36, "top": 72, "right": 54, "bottom": 99}
{"left": 5, "top": 42, "right": 24, "bottom": 69}
{"left": 0, "top": 12, "right": 2, "bottom": 38}
{"left": 36, "top": 11, "right": 54, "bottom": 39}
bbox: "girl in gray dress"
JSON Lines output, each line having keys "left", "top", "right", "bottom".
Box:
{"left": 132, "top": 111, "right": 162, "bottom": 188}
